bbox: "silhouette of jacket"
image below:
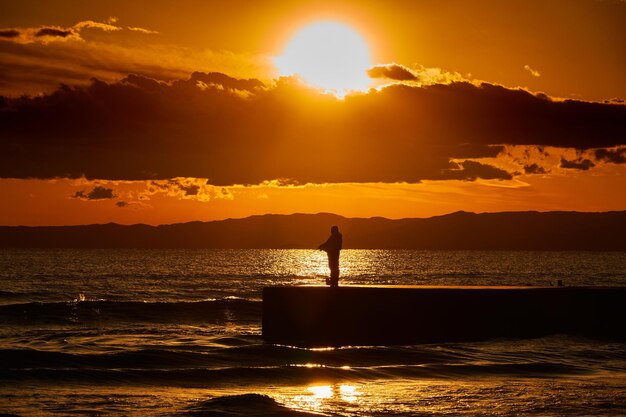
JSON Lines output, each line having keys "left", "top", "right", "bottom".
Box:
{"left": 318, "top": 231, "right": 342, "bottom": 254}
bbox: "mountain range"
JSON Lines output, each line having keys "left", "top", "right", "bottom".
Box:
{"left": 1, "top": 211, "right": 624, "bottom": 250}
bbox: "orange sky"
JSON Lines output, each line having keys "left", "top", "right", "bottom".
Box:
{"left": 0, "top": 0, "right": 625, "bottom": 225}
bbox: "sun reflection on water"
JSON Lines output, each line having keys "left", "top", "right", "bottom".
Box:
{"left": 289, "top": 383, "right": 361, "bottom": 410}
{"left": 288, "top": 250, "right": 329, "bottom": 282}
{"left": 308, "top": 385, "right": 333, "bottom": 399}
{"left": 276, "top": 249, "right": 373, "bottom": 285}
{"left": 338, "top": 384, "right": 358, "bottom": 402}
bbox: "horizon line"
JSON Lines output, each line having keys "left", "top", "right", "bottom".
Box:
{"left": 2, "top": 209, "right": 625, "bottom": 228}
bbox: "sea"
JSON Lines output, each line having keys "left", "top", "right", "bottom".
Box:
{"left": 0, "top": 249, "right": 625, "bottom": 416}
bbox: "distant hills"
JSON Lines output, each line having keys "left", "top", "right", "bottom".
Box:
{"left": 1, "top": 211, "right": 625, "bottom": 250}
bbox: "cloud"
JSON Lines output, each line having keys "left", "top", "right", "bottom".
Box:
{"left": 122, "top": 73, "right": 169, "bottom": 91}
{"left": 594, "top": 147, "right": 626, "bottom": 164}
{"left": 524, "top": 65, "right": 541, "bottom": 77}
{"left": 35, "top": 28, "right": 73, "bottom": 38}
{"left": 72, "top": 186, "right": 116, "bottom": 200}
{"left": 523, "top": 163, "right": 548, "bottom": 174}
{"left": 368, "top": 64, "right": 417, "bottom": 81}
{"left": 440, "top": 160, "right": 514, "bottom": 181}
{"left": 367, "top": 63, "right": 467, "bottom": 86}
{"left": 140, "top": 178, "right": 233, "bottom": 201}
{"left": 73, "top": 20, "right": 121, "bottom": 32}
{"left": 560, "top": 157, "right": 595, "bottom": 170}
{"left": 0, "top": 73, "right": 624, "bottom": 185}
{"left": 0, "top": 18, "right": 153, "bottom": 45}
{"left": 114, "top": 199, "right": 148, "bottom": 209}
{"left": 188, "top": 71, "right": 265, "bottom": 92}
{"left": 127, "top": 27, "right": 159, "bottom": 34}
{"left": 0, "top": 29, "right": 20, "bottom": 38}
{"left": 410, "top": 65, "right": 467, "bottom": 85}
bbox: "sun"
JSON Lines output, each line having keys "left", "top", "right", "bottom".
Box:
{"left": 274, "top": 21, "right": 372, "bottom": 95}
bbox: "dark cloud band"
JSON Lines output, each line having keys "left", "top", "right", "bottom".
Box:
{"left": 0, "top": 73, "right": 624, "bottom": 184}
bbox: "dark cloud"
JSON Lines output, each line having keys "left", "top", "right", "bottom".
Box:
{"left": 560, "top": 158, "right": 595, "bottom": 171}
{"left": 595, "top": 147, "right": 626, "bottom": 164}
{"left": 180, "top": 185, "right": 199, "bottom": 196}
{"left": 523, "top": 163, "right": 548, "bottom": 174}
{"left": 115, "top": 201, "right": 128, "bottom": 207}
{"left": 115, "top": 72, "right": 265, "bottom": 97}
{"left": 0, "top": 73, "right": 624, "bottom": 185}
{"left": 439, "top": 160, "right": 513, "bottom": 181}
{"left": 121, "top": 74, "right": 167, "bottom": 91}
{"left": 35, "top": 28, "right": 73, "bottom": 38}
{"left": 0, "top": 29, "right": 20, "bottom": 38}
{"left": 188, "top": 72, "right": 265, "bottom": 92}
{"left": 367, "top": 64, "right": 417, "bottom": 81}
{"left": 73, "top": 186, "right": 116, "bottom": 200}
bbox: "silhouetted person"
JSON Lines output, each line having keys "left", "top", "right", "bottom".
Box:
{"left": 318, "top": 225, "right": 342, "bottom": 287}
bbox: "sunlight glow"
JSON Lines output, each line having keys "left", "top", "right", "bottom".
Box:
{"left": 288, "top": 384, "right": 361, "bottom": 410}
{"left": 307, "top": 385, "right": 333, "bottom": 398}
{"left": 275, "top": 21, "right": 372, "bottom": 95}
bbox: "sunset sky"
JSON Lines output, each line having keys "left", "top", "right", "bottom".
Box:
{"left": 1, "top": 0, "right": 625, "bottom": 226}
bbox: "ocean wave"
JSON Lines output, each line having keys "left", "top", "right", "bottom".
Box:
{"left": 185, "top": 394, "right": 324, "bottom": 416}
{"left": 0, "top": 360, "right": 593, "bottom": 387}
{"left": 1, "top": 337, "right": 607, "bottom": 388}
{"left": 2, "top": 336, "right": 622, "bottom": 372}
{"left": 0, "top": 344, "right": 454, "bottom": 370}
{"left": 0, "top": 298, "right": 261, "bottom": 324}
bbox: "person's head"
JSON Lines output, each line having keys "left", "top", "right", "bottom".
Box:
{"left": 331, "top": 225, "right": 339, "bottom": 234}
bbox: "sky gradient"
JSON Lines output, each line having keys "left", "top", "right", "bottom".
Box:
{"left": 1, "top": 0, "right": 625, "bottom": 225}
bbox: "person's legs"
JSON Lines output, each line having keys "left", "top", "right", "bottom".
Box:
{"left": 328, "top": 254, "right": 339, "bottom": 287}
{"left": 330, "top": 269, "right": 339, "bottom": 287}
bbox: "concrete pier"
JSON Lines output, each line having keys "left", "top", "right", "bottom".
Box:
{"left": 262, "top": 286, "right": 626, "bottom": 347}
